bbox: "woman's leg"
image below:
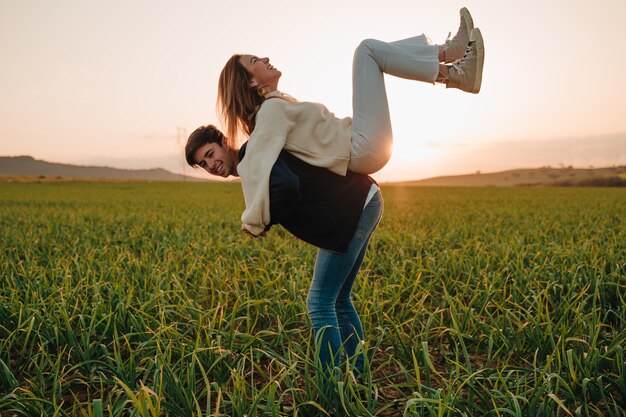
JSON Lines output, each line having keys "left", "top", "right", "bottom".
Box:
{"left": 348, "top": 37, "right": 439, "bottom": 174}
{"left": 348, "top": 9, "right": 482, "bottom": 175}
{"left": 306, "top": 190, "right": 384, "bottom": 373}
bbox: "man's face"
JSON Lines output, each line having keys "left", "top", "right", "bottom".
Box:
{"left": 193, "top": 142, "right": 235, "bottom": 178}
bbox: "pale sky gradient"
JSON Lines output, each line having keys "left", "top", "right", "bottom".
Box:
{"left": 1, "top": 0, "right": 625, "bottom": 182}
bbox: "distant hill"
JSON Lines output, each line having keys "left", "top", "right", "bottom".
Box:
{"left": 2, "top": 156, "right": 624, "bottom": 186}
{"left": 391, "top": 166, "right": 626, "bottom": 187}
{"left": 0, "top": 155, "right": 206, "bottom": 182}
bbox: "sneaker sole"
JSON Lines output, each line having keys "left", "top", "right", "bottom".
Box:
{"left": 460, "top": 7, "right": 474, "bottom": 33}
{"left": 469, "top": 28, "right": 484, "bottom": 93}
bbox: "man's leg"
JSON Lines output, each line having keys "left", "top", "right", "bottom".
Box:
{"left": 306, "top": 190, "right": 384, "bottom": 373}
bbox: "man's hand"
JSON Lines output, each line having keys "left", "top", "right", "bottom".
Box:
{"left": 242, "top": 224, "right": 267, "bottom": 238}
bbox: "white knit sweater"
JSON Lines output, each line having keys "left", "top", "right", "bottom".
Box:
{"left": 237, "top": 91, "right": 353, "bottom": 235}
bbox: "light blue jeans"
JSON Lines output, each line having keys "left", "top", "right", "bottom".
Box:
{"left": 306, "top": 189, "right": 384, "bottom": 373}
{"left": 349, "top": 36, "right": 439, "bottom": 174}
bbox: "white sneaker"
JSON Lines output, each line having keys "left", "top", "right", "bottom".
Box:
{"left": 446, "top": 27, "right": 484, "bottom": 94}
{"left": 442, "top": 7, "right": 474, "bottom": 63}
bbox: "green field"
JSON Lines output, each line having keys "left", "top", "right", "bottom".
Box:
{"left": 1, "top": 182, "right": 624, "bottom": 416}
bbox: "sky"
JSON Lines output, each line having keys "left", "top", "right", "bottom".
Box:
{"left": 1, "top": 0, "right": 625, "bottom": 182}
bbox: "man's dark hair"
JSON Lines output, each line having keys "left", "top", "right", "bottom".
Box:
{"left": 185, "top": 125, "right": 226, "bottom": 168}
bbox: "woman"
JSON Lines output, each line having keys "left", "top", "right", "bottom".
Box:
{"left": 218, "top": 8, "right": 483, "bottom": 237}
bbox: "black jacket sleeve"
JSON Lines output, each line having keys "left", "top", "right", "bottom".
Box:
{"left": 265, "top": 151, "right": 302, "bottom": 231}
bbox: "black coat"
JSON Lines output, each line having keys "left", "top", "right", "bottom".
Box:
{"left": 239, "top": 143, "right": 376, "bottom": 253}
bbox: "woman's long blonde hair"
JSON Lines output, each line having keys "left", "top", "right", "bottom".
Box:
{"left": 217, "top": 54, "right": 265, "bottom": 147}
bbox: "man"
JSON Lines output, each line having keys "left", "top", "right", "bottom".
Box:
{"left": 185, "top": 124, "right": 382, "bottom": 374}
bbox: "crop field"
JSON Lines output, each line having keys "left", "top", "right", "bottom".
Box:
{"left": 0, "top": 182, "right": 624, "bottom": 416}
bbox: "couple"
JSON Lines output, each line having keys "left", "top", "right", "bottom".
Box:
{"left": 185, "top": 8, "right": 484, "bottom": 376}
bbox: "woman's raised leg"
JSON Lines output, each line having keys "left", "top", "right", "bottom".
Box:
{"left": 348, "top": 8, "right": 483, "bottom": 174}
{"left": 348, "top": 36, "right": 439, "bottom": 174}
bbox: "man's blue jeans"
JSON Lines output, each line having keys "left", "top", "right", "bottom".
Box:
{"left": 306, "top": 189, "right": 383, "bottom": 373}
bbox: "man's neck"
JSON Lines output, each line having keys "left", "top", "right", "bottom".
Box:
{"left": 231, "top": 147, "right": 240, "bottom": 177}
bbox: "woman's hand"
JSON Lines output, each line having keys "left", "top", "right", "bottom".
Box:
{"left": 242, "top": 224, "right": 267, "bottom": 238}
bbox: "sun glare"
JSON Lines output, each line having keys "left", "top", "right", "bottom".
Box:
{"left": 393, "top": 141, "right": 441, "bottom": 163}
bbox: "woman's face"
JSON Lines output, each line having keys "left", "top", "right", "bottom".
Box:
{"left": 239, "top": 54, "right": 281, "bottom": 92}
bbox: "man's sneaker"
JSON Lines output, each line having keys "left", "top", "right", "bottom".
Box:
{"left": 446, "top": 27, "right": 484, "bottom": 94}
{"left": 442, "top": 7, "right": 474, "bottom": 63}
